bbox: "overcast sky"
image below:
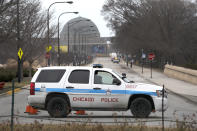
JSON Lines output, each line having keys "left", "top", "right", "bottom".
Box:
{"left": 41, "top": 0, "right": 114, "bottom": 37}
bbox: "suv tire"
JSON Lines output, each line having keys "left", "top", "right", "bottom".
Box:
{"left": 130, "top": 97, "right": 152, "bottom": 118}
{"left": 47, "top": 97, "right": 69, "bottom": 118}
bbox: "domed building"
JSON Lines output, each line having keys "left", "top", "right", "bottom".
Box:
{"left": 60, "top": 17, "right": 101, "bottom": 55}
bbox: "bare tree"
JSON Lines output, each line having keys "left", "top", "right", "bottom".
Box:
{"left": 18, "top": 0, "right": 58, "bottom": 76}
{"left": 102, "top": 0, "right": 197, "bottom": 67}
{"left": 0, "top": 0, "right": 17, "bottom": 44}
{"left": 0, "top": 0, "right": 58, "bottom": 77}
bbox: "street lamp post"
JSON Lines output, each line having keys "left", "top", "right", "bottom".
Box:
{"left": 16, "top": 0, "right": 21, "bottom": 83}
{"left": 77, "top": 29, "right": 96, "bottom": 65}
{"left": 68, "top": 22, "right": 70, "bottom": 53}
{"left": 57, "top": 11, "right": 78, "bottom": 66}
{"left": 79, "top": 29, "right": 96, "bottom": 48}
{"left": 77, "top": 29, "right": 95, "bottom": 51}
{"left": 83, "top": 33, "right": 98, "bottom": 56}
{"left": 67, "top": 19, "right": 90, "bottom": 54}
{"left": 66, "top": 21, "right": 92, "bottom": 65}
{"left": 74, "top": 25, "right": 94, "bottom": 53}
{"left": 47, "top": 1, "right": 73, "bottom": 66}
{"left": 83, "top": 33, "right": 98, "bottom": 63}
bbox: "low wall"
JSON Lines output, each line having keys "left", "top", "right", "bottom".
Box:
{"left": 164, "top": 64, "right": 197, "bottom": 85}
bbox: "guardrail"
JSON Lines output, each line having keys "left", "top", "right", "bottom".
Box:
{"left": 164, "top": 64, "right": 197, "bottom": 85}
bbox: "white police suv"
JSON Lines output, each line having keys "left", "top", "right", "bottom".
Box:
{"left": 28, "top": 65, "right": 168, "bottom": 118}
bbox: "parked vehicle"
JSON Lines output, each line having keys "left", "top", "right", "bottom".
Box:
{"left": 111, "top": 52, "right": 117, "bottom": 61}
{"left": 28, "top": 65, "right": 168, "bottom": 118}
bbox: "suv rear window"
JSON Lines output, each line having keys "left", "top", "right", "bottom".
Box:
{"left": 68, "top": 70, "right": 90, "bottom": 84}
{"left": 36, "top": 69, "right": 66, "bottom": 82}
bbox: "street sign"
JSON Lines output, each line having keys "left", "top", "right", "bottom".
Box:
{"left": 18, "top": 48, "right": 23, "bottom": 60}
{"left": 46, "top": 45, "right": 52, "bottom": 52}
{"left": 148, "top": 53, "right": 155, "bottom": 78}
{"left": 142, "top": 53, "right": 146, "bottom": 59}
{"left": 148, "top": 53, "right": 155, "bottom": 60}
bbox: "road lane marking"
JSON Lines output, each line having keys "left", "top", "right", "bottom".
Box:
{"left": 7, "top": 88, "right": 21, "bottom": 95}
{"left": 0, "top": 85, "right": 29, "bottom": 96}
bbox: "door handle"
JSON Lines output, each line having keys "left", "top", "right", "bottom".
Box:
{"left": 93, "top": 87, "right": 101, "bottom": 90}
{"left": 66, "top": 86, "right": 74, "bottom": 89}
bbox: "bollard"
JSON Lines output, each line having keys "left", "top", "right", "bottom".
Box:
{"left": 11, "top": 80, "right": 15, "bottom": 131}
{"left": 162, "top": 85, "right": 165, "bottom": 131}
{"left": 150, "top": 60, "right": 153, "bottom": 78}
{"left": 0, "top": 82, "right": 5, "bottom": 90}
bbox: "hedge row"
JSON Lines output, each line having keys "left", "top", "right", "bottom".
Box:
{"left": 184, "top": 64, "right": 197, "bottom": 70}
{"left": 0, "top": 68, "right": 35, "bottom": 82}
{"left": 0, "top": 68, "right": 16, "bottom": 82}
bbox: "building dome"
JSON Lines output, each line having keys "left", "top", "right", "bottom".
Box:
{"left": 59, "top": 17, "right": 109, "bottom": 56}
{"left": 60, "top": 17, "right": 100, "bottom": 46}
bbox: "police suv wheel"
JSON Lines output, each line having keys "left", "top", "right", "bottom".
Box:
{"left": 130, "top": 97, "right": 152, "bottom": 118}
{"left": 47, "top": 97, "right": 69, "bottom": 118}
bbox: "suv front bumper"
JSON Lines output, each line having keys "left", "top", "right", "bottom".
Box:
{"left": 153, "top": 96, "right": 168, "bottom": 112}
{"left": 113, "top": 60, "right": 120, "bottom": 63}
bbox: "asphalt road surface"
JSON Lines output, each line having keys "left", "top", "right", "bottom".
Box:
{"left": 0, "top": 57, "right": 197, "bottom": 127}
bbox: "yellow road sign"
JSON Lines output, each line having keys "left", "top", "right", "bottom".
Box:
{"left": 18, "top": 48, "right": 23, "bottom": 60}
{"left": 46, "top": 45, "right": 52, "bottom": 52}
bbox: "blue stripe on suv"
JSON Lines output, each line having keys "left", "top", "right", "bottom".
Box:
{"left": 35, "top": 88, "right": 157, "bottom": 96}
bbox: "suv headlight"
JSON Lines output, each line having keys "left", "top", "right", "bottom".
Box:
{"left": 156, "top": 89, "right": 167, "bottom": 98}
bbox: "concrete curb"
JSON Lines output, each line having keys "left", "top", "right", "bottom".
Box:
{"left": 136, "top": 71, "right": 197, "bottom": 105}
{"left": 0, "top": 92, "right": 8, "bottom": 96}
{"left": 0, "top": 85, "right": 29, "bottom": 96}
{"left": 7, "top": 88, "right": 21, "bottom": 95}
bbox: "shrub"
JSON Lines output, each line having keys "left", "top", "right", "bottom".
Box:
{"left": 0, "top": 68, "right": 16, "bottom": 82}
{"left": 0, "top": 67, "right": 35, "bottom": 82}
{"left": 23, "top": 68, "right": 36, "bottom": 77}
{"left": 184, "top": 64, "right": 197, "bottom": 70}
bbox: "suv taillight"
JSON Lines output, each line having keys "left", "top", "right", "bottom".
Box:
{"left": 30, "top": 82, "right": 35, "bottom": 95}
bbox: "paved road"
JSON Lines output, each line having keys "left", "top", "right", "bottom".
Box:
{"left": 0, "top": 57, "right": 197, "bottom": 127}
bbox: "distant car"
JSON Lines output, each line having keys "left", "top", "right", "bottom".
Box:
{"left": 111, "top": 52, "right": 117, "bottom": 62}
{"left": 113, "top": 57, "right": 120, "bottom": 63}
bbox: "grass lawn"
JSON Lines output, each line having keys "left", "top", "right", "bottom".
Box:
{"left": 0, "top": 122, "right": 196, "bottom": 131}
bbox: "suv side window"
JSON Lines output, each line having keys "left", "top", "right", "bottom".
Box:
{"left": 94, "top": 70, "right": 118, "bottom": 85}
{"left": 36, "top": 69, "right": 66, "bottom": 83}
{"left": 68, "top": 70, "right": 90, "bottom": 84}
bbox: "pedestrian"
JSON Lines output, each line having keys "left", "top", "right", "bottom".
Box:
{"left": 130, "top": 59, "right": 134, "bottom": 68}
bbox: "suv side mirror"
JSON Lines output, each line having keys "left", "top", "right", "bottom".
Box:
{"left": 122, "top": 73, "right": 126, "bottom": 78}
{"left": 130, "top": 80, "right": 135, "bottom": 83}
{"left": 113, "top": 78, "right": 121, "bottom": 85}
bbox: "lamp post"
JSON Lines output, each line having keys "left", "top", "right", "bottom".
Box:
{"left": 16, "top": 0, "right": 21, "bottom": 83}
{"left": 79, "top": 29, "right": 96, "bottom": 52}
{"left": 83, "top": 33, "right": 98, "bottom": 56}
{"left": 67, "top": 19, "right": 90, "bottom": 53}
{"left": 47, "top": 1, "right": 73, "bottom": 66}
{"left": 77, "top": 29, "right": 96, "bottom": 65}
{"left": 77, "top": 28, "right": 95, "bottom": 53}
{"left": 57, "top": 11, "right": 78, "bottom": 66}
{"left": 67, "top": 23, "right": 93, "bottom": 65}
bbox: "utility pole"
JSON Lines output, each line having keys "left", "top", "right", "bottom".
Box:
{"left": 68, "top": 23, "right": 70, "bottom": 54}
{"left": 17, "top": 0, "right": 21, "bottom": 83}
{"left": 47, "top": 1, "right": 73, "bottom": 66}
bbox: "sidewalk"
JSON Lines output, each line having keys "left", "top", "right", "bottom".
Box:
{"left": 120, "top": 61, "right": 197, "bottom": 104}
